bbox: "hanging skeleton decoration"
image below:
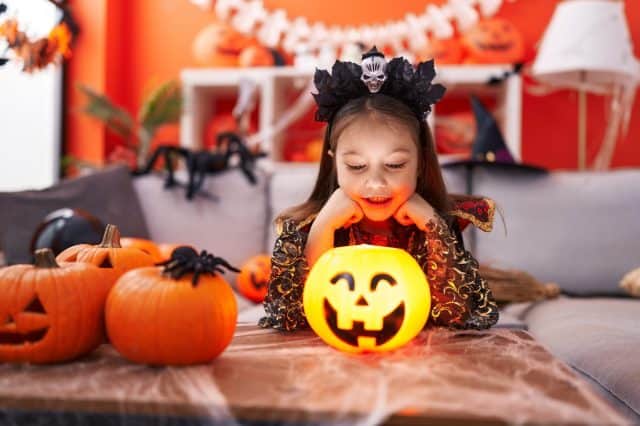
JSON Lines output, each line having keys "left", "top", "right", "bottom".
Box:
{"left": 360, "top": 46, "right": 387, "bottom": 93}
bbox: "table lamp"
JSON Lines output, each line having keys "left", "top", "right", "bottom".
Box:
{"left": 532, "top": 0, "right": 639, "bottom": 170}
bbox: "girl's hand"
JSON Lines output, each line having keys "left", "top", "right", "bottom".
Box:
{"left": 393, "top": 193, "right": 438, "bottom": 230}
{"left": 317, "top": 187, "right": 364, "bottom": 230}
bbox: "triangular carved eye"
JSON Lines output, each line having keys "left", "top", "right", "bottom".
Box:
{"left": 24, "top": 296, "right": 46, "bottom": 314}
{"left": 65, "top": 252, "right": 78, "bottom": 261}
{"left": 99, "top": 255, "right": 113, "bottom": 268}
{"left": 1, "top": 315, "right": 12, "bottom": 326}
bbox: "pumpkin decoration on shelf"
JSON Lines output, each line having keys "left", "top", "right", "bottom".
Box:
{"left": 237, "top": 254, "right": 271, "bottom": 303}
{"left": 416, "top": 36, "right": 464, "bottom": 65}
{"left": 0, "top": 249, "right": 108, "bottom": 363}
{"left": 56, "top": 224, "right": 155, "bottom": 291}
{"left": 120, "top": 237, "right": 163, "bottom": 263}
{"left": 238, "top": 45, "right": 275, "bottom": 67}
{"left": 303, "top": 245, "right": 431, "bottom": 353}
{"left": 192, "top": 21, "right": 255, "bottom": 67}
{"left": 106, "top": 246, "right": 239, "bottom": 365}
{"left": 462, "top": 18, "right": 525, "bottom": 64}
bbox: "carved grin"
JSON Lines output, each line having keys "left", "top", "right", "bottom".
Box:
{"left": 323, "top": 299, "right": 405, "bottom": 347}
{"left": 0, "top": 327, "right": 49, "bottom": 345}
{"left": 475, "top": 42, "right": 513, "bottom": 51}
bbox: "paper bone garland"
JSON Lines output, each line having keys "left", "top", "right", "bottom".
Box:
{"left": 190, "top": 0, "right": 509, "bottom": 56}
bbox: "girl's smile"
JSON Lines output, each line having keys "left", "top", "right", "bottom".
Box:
{"left": 334, "top": 115, "right": 418, "bottom": 223}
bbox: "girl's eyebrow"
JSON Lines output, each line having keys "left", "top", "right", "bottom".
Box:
{"left": 391, "top": 148, "right": 411, "bottom": 154}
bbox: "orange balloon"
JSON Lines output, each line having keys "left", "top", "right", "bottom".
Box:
{"left": 237, "top": 254, "right": 271, "bottom": 303}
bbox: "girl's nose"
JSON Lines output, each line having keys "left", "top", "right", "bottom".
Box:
{"left": 364, "top": 168, "right": 387, "bottom": 190}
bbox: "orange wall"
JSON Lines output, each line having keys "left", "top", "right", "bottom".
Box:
{"left": 66, "top": 0, "right": 640, "bottom": 170}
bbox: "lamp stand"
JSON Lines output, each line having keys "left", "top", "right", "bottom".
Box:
{"left": 578, "top": 87, "right": 587, "bottom": 171}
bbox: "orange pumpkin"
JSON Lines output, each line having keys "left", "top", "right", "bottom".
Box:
{"left": 157, "top": 243, "right": 184, "bottom": 262}
{"left": 192, "top": 21, "right": 255, "bottom": 67}
{"left": 120, "top": 237, "right": 163, "bottom": 263}
{"left": 416, "top": 37, "right": 464, "bottom": 65}
{"left": 238, "top": 45, "right": 275, "bottom": 67}
{"left": 106, "top": 247, "right": 238, "bottom": 365}
{"left": 0, "top": 249, "right": 108, "bottom": 363}
{"left": 237, "top": 254, "right": 271, "bottom": 303}
{"left": 462, "top": 18, "right": 524, "bottom": 64}
{"left": 57, "top": 224, "right": 155, "bottom": 291}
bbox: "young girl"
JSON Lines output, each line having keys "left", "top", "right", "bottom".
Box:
{"left": 259, "top": 48, "right": 499, "bottom": 332}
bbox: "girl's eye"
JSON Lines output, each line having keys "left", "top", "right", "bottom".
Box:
{"left": 386, "top": 162, "right": 406, "bottom": 169}
{"left": 346, "top": 164, "right": 366, "bottom": 171}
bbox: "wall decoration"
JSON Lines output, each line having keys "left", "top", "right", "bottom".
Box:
{"left": 189, "top": 0, "right": 511, "bottom": 62}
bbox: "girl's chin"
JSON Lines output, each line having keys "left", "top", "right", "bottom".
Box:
{"left": 362, "top": 210, "right": 394, "bottom": 222}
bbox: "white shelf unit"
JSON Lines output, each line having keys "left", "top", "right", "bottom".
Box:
{"left": 181, "top": 65, "right": 522, "bottom": 162}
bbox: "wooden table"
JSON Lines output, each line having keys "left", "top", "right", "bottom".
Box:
{"left": 0, "top": 324, "right": 629, "bottom": 425}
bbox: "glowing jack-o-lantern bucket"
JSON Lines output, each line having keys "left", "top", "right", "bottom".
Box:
{"left": 303, "top": 245, "right": 430, "bottom": 353}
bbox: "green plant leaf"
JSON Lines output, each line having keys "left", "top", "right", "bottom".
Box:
{"left": 77, "top": 84, "right": 136, "bottom": 141}
{"left": 138, "top": 80, "right": 182, "bottom": 134}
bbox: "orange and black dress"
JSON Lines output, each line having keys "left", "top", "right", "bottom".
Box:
{"left": 258, "top": 196, "right": 499, "bottom": 332}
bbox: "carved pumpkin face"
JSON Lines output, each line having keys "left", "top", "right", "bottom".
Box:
{"left": 303, "top": 245, "right": 430, "bottom": 353}
{"left": 463, "top": 18, "right": 524, "bottom": 64}
{"left": 237, "top": 254, "right": 271, "bottom": 303}
{"left": 0, "top": 249, "right": 107, "bottom": 363}
{"left": 417, "top": 37, "right": 464, "bottom": 65}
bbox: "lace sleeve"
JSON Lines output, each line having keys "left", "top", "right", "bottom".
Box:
{"left": 412, "top": 215, "right": 499, "bottom": 330}
{"left": 258, "top": 219, "right": 310, "bottom": 331}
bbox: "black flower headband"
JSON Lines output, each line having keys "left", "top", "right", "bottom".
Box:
{"left": 312, "top": 46, "right": 447, "bottom": 123}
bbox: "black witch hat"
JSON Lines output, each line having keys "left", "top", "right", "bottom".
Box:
{"left": 442, "top": 95, "right": 546, "bottom": 173}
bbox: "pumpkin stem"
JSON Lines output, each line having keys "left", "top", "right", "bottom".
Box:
{"left": 34, "top": 248, "right": 60, "bottom": 269}
{"left": 98, "top": 224, "right": 122, "bottom": 248}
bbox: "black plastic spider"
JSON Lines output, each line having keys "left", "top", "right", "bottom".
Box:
{"left": 133, "top": 132, "right": 266, "bottom": 200}
{"left": 157, "top": 246, "right": 239, "bottom": 286}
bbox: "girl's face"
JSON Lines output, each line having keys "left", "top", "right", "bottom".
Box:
{"left": 334, "top": 116, "right": 419, "bottom": 223}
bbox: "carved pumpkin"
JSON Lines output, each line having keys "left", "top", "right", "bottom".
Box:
{"left": 157, "top": 243, "right": 184, "bottom": 263}
{"left": 416, "top": 37, "right": 464, "bottom": 65}
{"left": 462, "top": 18, "right": 524, "bottom": 64}
{"left": 0, "top": 249, "right": 108, "bottom": 363}
{"left": 192, "top": 21, "right": 255, "bottom": 67}
{"left": 303, "top": 245, "right": 430, "bottom": 353}
{"left": 106, "top": 247, "right": 238, "bottom": 365}
{"left": 237, "top": 254, "right": 271, "bottom": 303}
{"left": 57, "top": 224, "right": 155, "bottom": 291}
{"left": 120, "top": 237, "right": 163, "bottom": 263}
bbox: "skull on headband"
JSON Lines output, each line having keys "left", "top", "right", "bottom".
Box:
{"left": 360, "top": 47, "right": 387, "bottom": 94}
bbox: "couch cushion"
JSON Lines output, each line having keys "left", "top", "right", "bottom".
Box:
{"left": 473, "top": 168, "right": 640, "bottom": 296}
{"left": 0, "top": 165, "right": 149, "bottom": 264}
{"left": 267, "top": 163, "right": 319, "bottom": 249}
{"left": 133, "top": 167, "right": 269, "bottom": 282}
{"left": 524, "top": 296, "right": 640, "bottom": 417}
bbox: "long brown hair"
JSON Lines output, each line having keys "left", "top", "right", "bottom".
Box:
{"left": 278, "top": 94, "right": 453, "bottom": 224}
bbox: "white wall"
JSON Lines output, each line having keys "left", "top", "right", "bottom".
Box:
{"left": 0, "top": 0, "right": 63, "bottom": 191}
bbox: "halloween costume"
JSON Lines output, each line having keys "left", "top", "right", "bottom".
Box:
{"left": 259, "top": 197, "right": 499, "bottom": 331}
{"left": 258, "top": 48, "right": 499, "bottom": 331}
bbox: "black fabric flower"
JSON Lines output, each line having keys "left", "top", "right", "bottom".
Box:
{"left": 312, "top": 55, "right": 446, "bottom": 123}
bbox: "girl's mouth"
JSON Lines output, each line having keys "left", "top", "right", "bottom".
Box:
{"left": 363, "top": 196, "right": 392, "bottom": 207}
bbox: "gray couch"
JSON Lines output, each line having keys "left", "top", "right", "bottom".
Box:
{"left": 2, "top": 163, "right": 638, "bottom": 423}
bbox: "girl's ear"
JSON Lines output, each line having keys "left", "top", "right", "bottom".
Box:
{"left": 327, "top": 149, "right": 334, "bottom": 158}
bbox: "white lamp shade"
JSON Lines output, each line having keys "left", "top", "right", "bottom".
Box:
{"left": 532, "top": 0, "right": 639, "bottom": 89}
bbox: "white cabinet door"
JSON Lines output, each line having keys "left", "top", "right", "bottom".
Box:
{"left": 0, "top": 0, "right": 63, "bottom": 191}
